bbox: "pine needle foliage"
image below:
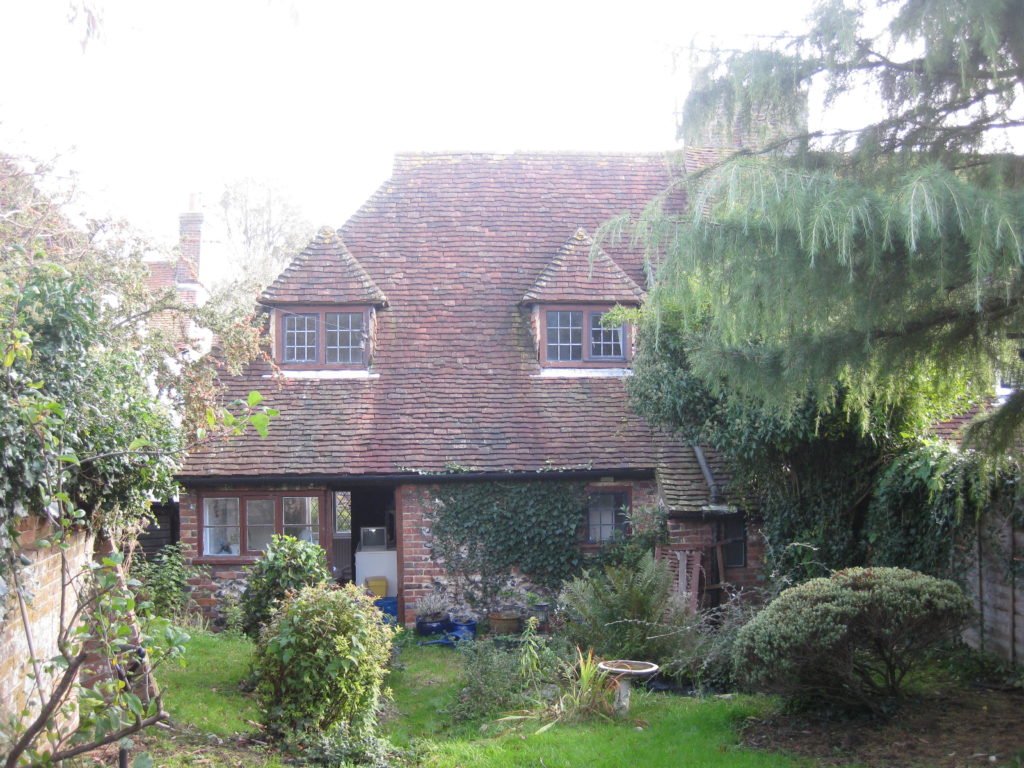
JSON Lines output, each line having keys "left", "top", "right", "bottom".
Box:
{"left": 622, "top": 0, "right": 1024, "bottom": 452}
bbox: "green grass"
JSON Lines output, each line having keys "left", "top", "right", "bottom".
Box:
{"left": 422, "top": 695, "right": 808, "bottom": 768}
{"left": 157, "top": 629, "right": 261, "bottom": 736}
{"left": 383, "top": 638, "right": 469, "bottom": 745}
{"left": 155, "top": 629, "right": 816, "bottom": 768}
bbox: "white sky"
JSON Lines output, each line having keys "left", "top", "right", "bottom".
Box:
{"left": 0, "top": 0, "right": 814, "bottom": 282}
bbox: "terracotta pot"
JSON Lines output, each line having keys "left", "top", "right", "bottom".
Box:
{"left": 487, "top": 611, "right": 522, "bottom": 635}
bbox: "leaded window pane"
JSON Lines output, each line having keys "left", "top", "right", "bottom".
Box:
{"left": 587, "top": 493, "right": 627, "bottom": 543}
{"left": 326, "top": 312, "right": 364, "bottom": 364}
{"left": 546, "top": 311, "right": 583, "bottom": 361}
{"left": 283, "top": 313, "right": 318, "bottom": 363}
{"left": 590, "top": 312, "right": 624, "bottom": 360}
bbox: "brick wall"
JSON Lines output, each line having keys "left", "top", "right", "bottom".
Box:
{"left": 0, "top": 518, "right": 94, "bottom": 722}
{"left": 659, "top": 514, "right": 765, "bottom": 607}
{"left": 396, "top": 477, "right": 669, "bottom": 626}
{"left": 395, "top": 484, "right": 448, "bottom": 625}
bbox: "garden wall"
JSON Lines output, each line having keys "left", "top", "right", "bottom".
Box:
{"left": 962, "top": 511, "right": 1023, "bottom": 665}
{"left": 0, "top": 517, "right": 94, "bottom": 720}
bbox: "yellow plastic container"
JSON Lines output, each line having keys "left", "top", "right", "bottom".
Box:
{"left": 365, "top": 576, "right": 387, "bottom": 597}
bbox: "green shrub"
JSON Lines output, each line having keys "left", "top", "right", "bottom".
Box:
{"left": 253, "top": 583, "right": 395, "bottom": 737}
{"left": 238, "top": 534, "right": 331, "bottom": 637}
{"left": 281, "top": 725, "right": 412, "bottom": 768}
{"left": 557, "top": 552, "right": 698, "bottom": 665}
{"left": 671, "top": 588, "right": 766, "bottom": 692}
{"left": 447, "top": 623, "right": 569, "bottom": 722}
{"left": 733, "top": 567, "right": 972, "bottom": 712}
{"left": 131, "top": 543, "right": 206, "bottom": 619}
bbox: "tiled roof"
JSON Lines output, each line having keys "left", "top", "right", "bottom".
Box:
{"left": 521, "top": 227, "right": 646, "bottom": 305}
{"left": 183, "top": 152, "right": 712, "bottom": 511}
{"left": 260, "top": 226, "right": 387, "bottom": 306}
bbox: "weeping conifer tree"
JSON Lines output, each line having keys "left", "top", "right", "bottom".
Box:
{"left": 614, "top": 0, "right": 1024, "bottom": 580}
{"left": 624, "top": 0, "right": 1024, "bottom": 453}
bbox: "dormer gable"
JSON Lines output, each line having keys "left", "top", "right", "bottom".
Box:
{"left": 522, "top": 228, "right": 645, "bottom": 368}
{"left": 521, "top": 227, "right": 646, "bottom": 306}
{"left": 261, "top": 227, "right": 385, "bottom": 370}
{"left": 260, "top": 227, "right": 387, "bottom": 307}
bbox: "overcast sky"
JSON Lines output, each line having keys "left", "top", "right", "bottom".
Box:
{"left": 0, "top": 0, "right": 813, "bottom": 281}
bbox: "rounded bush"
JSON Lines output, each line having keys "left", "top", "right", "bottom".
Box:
{"left": 733, "top": 567, "right": 972, "bottom": 711}
{"left": 238, "top": 535, "right": 331, "bottom": 637}
{"left": 253, "top": 583, "right": 395, "bottom": 737}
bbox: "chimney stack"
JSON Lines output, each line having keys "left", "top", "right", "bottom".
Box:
{"left": 177, "top": 209, "right": 203, "bottom": 285}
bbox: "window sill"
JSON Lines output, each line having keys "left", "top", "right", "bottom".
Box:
{"left": 194, "top": 555, "right": 260, "bottom": 565}
{"left": 264, "top": 370, "right": 379, "bottom": 380}
{"left": 532, "top": 368, "right": 632, "bottom": 378}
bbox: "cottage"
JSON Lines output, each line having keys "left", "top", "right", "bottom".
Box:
{"left": 177, "top": 152, "right": 763, "bottom": 623}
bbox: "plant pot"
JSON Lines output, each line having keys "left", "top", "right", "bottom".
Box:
{"left": 487, "top": 611, "right": 522, "bottom": 635}
{"left": 415, "top": 615, "right": 451, "bottom": 637}
{"left": 449, "top": 615, "right": 477, "bottom": 641}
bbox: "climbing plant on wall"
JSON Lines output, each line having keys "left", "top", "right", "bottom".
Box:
{"left": 429, "top": 478, "right": 588, "bottom": 610}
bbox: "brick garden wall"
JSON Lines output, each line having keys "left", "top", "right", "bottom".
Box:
{"left": 0, "top": 517, "right": 94, "bottom": 722}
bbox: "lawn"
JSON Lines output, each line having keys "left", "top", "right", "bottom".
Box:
{"left": 145, "top": 628, "right": 813, "bottom": 768}
{"left": 141, "top": 628, "right": 1024, "bottom": 767}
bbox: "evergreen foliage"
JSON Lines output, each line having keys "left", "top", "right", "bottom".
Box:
{"left": 733, "top": 567, "right": 972, "bottom": 712}
{"left": 557, "top": 552, "right": 698, "bottom": 666}
{"left": 627, "top": 317, "right": 1018, "bottom": 580}
{"left": 237, "top": 534, "right": 331, "bottom": 638}
{"left": 430, "top": 479, "right": 588, "bottom": 610}
{"left": 252, "top": 583, "right": 395, "bottom": 738}
{"left": 131, "top": 543, "right": 206, "bottom": 619}
{"left": 621, "top": 0, "right": 1024, "bottom": 452}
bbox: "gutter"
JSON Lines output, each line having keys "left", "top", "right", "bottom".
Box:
{"left": 176, "top": 468, "right": 656, "bottom": 488}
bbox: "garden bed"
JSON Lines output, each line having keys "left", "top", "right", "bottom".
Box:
{"left": 741, "top": 687, "right": 1023, "bottom": 768}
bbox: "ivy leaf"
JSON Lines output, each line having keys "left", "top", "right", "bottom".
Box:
{"left": 247, "top": 391, "right": 264, "bottom": 407}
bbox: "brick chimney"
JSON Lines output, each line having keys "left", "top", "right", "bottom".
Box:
{"left": 176, "top": 207, "right": 203, "bottom": 285}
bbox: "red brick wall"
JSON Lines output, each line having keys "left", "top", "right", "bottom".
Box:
{"left": 0, "top": 519, "right": 94, "bottom": 724}
{"left": 395, "top": 477, "right": 666, "bottom": 627}
{"left": 396, "top": 484, "right": 448, "bottom": 625}
{"left": 659, "top": 515, "right": 765, "bottom": 605}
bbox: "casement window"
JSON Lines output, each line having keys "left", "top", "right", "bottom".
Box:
{"left": 278, "top": 307, "right": 368, "bottom": 367}
{"left": 716, "top": 516, "right": 746, "bottom": 569}
{"left": 201, "top": 493, "right": 322, "bottom": 557}
{"left": 542, "top": 307, "right": 628, "bottom": 365}
{"left": 586, "top": 491, "right": 629, "bottom": 543}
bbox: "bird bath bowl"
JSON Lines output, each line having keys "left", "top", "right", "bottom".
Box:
{"left": 597, "top": 660, "right": 660, "bottom": 716}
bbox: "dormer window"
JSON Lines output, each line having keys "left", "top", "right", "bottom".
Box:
{"left": 277, "top": 306, "right": 370, "bottom": 368}
{"left": 541, "top": 305, "right": 630, "bottom": 366}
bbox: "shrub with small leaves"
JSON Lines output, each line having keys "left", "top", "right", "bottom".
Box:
{"left": 238, "top": 534, "right": 331, "bottom": 637}
{"left": 253, "top": 583, "right": 395, "bottom": 737}
{"left": 131, "top": 543, "right": 206, "bottom": 619}
{"left": 733, "top": 567, "right": 972, "bottom": 712}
